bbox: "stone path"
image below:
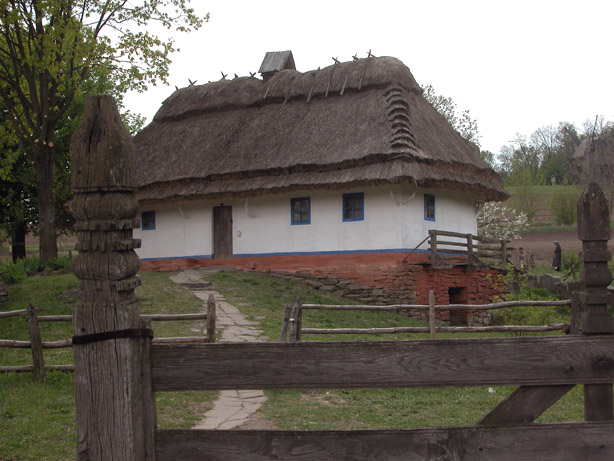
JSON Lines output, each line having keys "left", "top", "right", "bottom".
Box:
{"left": 169, "top": 268, "right": 269, "bottom": 429}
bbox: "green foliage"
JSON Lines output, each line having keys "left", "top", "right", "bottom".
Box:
{"left": 0, "top": 255, "right": 73, "bottom": 284}
{"left": 423, "top": 84, "right": 480, "bottom": 147}
{"left": 0, "top": 1, "right": 207, "bottom": 261}
{"left": 505, "top": 168, "right": 542, "bottom": 224}
{"left": 549, "top": 187, "right": 579, "bottom": 225}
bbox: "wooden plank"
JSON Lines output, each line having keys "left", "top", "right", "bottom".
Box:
{"left": 478, "top": 385, "right": 575, "bottom": 425}
{"left": 155, "top": 422, "right": 614, "bottom": 461}
{"left": 584, "top": 385, "right": 614, "bottom": 421}
{"left": 151, "top": 336, "right": 614, "bottom": 391}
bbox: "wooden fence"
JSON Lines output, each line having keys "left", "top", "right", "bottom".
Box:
{"left": 68, "top": 96, "right": 614, "bottom": 460}
{"left": 280, "top": 290, "right": 575, "bottom": 342}
{"left": 428, "top": 229, "right": 511, "bottom": 266}
{"left": 0, "top": 295, "right": 216, "bottom": 378}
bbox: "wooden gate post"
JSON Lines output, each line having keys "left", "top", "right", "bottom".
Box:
{"left": 69, "top": 95, "right": 155, "bottom": 459}
{"left": 577, "top": 182, "right": 614, "bottom": 421}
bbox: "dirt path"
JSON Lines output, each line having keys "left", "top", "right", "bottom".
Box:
{"left": 511, "top": 229, "right": 582, "bottom": 265}
{"left": 169, "top": 268, "right": 277, "bottom": 430}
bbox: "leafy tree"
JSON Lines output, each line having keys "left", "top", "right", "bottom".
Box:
{"left": 423, "top": 84, "right": 481, "bottom": 149}
{"left": 0, "top": 1, "right": 206, "bottom": 262}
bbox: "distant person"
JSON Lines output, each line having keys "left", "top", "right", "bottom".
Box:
{"left": 552, "top": 241, "right": 562, "bottom": 271}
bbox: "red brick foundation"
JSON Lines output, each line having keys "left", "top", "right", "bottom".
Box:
{"left": 139, "top": 252, "right": 503, "bottom": 325}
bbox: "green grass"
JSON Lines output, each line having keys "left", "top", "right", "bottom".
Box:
{"left": 204, "top": 270, "right": 584, "bottom": 429}
{"left": 0, "top": 271, "right": 217, "bottom": 460}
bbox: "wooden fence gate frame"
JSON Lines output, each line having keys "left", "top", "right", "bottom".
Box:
{"left": 69, "top": 95, "right": 614, "bottom": 460}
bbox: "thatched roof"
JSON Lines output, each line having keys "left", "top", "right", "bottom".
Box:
{"left": 133, "top": 56, "right": 508, "bottom": 204}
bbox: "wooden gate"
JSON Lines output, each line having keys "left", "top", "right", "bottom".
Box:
{"left": 69, "top": 96, "right": 614, "bottom": 460}
{"left": 213, "top": 205, "right": 233, "bottom": 259}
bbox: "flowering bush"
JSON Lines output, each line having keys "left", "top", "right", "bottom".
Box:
{"left": 478, "top": 202, "right": 528, "bottom": 240}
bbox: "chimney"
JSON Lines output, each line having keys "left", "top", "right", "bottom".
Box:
{"left": 259, "top": 50, "right": 295, "bottom": 82}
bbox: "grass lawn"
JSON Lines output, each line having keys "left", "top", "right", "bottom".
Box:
{"left": 204, "top": 270, "right": 585, "bottom": 430}
{"left": 0, "top": 270, "right": 216, "bottom": 460}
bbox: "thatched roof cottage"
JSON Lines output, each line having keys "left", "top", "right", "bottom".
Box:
{"left": 133, "top": 52, "right": 508, "bottom": 309}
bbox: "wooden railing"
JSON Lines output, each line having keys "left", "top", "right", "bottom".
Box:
{"left": 279, "top": 291, "right": 575, "bottom": 342}
{"left": 0, "top": 296, "right": 216, "bottom": 377}
{"left": 428, "top": 229, "right": 511, "bottom": 266}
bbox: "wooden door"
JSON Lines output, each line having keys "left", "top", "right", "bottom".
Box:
{"left": 213, "top": 206, "right": 233, "bottom": 259}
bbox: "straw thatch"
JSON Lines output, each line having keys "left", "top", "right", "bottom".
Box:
{"left": 133, "top": 56, "right": 508, "bottom": 204}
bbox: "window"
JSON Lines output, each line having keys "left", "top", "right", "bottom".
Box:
{"left": 141, "top": 210, "right": 156, "bottom": 230}
{"left": 291, "top": 197, "right": 311, "bottom": 225}
{"left": 424, "top": 194, "right": 435, "bottom": 221}
{"left": 343, "top": 193, "right": 364, "bottom": 222}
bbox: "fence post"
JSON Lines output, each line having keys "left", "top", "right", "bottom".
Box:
{"left": 429, "top": 290, "right": 436, "bottom": 340}
{"left": 280, "top": 303, "right": 293, "bottom": 341}
{"left": 26, "top": 303, "right": 44, "bottom": 380}
{"left": 466, "top": 234, "right": 474, "bottom": 264}
{"left": 206, "top": 294, "right": 216, "bottom": 343}
{"left": 429, "top": 230, "right": 438, "bottom": 264}
{"left": 68, "top": 95, "right": 155, "bottom": 459}
{"left": 289, "top": 298, "right": 303, "bottom": 342}
{"left": 500, "top": 239, "right": 507, "bottom": 266}
{"left": 577, "top": 182, "right": 613, "bottom": 422}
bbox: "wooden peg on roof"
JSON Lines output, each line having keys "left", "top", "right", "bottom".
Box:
{"left": 332, "top": 57, "right": 340, "bottom": 64}
{"left": 352, "top": 54, "right": 358, "bottom": 61}
{"left": 367, "top": 49, "right": 374, "bottom": 58}
{"left": 220, "top": 71, "right": 227, "bottom": 80}
{"left": 249, "top": 71, "right": 256, "bottom": 77}
{"left": 188, "top": 78, "right": 196, "bottom": 86}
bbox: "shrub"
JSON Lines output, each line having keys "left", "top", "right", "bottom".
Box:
{"left": 22, "top": 256, "right": 44, "bottom": 276}
{"left": 0, "top": 261, "right": 27, "bottom": 284}
{"left": 561, "top": 249, "right": 582, "bottom": 277}
{"left": 46, "top": 255, "right": 73, "bottom": 271}
{"left": 549, "top": 188, "right": 578, "bottom": 225}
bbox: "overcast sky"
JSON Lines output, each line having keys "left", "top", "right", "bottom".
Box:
{"left": 124, "top": 0, "right": 614, "bottom": 155}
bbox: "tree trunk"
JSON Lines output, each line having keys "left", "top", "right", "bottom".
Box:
{"left": 34, "top": 143, "right": 57, "bottom": 262}
{"left": 11, "top": 219, "right": 26, "bottom": 262}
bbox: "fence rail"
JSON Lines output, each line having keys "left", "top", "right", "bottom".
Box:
{"left": 0, "top": 295, "right": 216, "bottom": 377}
{"left": 281, "top": 291, "right": 575, "bottom": 341}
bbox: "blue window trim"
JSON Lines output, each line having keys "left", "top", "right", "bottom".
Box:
{"left": 424, "top": 194, "right": 436, "bottom": 222}
{"left": 342, "top": 192, "right": 364, "bottom": 222}
{"left": 291, "top": 197, "right": 311, "bottom": 225}
{"left": 141, "top": 210, "right": 156, "bottom": 230}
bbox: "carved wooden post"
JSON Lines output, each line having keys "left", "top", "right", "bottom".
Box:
{"left": 206, "top": 294, "right": 216, "bottom": 343}
{"left": 577, "top": 182, "right": 614, "bottom": 421}
{"left": 69, "top": 95, "right": 155, "bottom": 459}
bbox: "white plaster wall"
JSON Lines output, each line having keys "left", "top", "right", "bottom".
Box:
{"left": 134, "top": 201, "right": 211, "bottom": 259}
{"left": 135, "top": 184, "right": 480, "bottom": 260}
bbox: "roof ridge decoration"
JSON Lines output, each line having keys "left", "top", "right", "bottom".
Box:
{"left": 385, "top": 87, "right": 416, "bottom": 153}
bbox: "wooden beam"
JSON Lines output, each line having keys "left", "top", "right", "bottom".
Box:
{"left": 151, "top": 336, "right": 614, "bottom": 391}
{"left": 155, "top": 422, "right": 614, "bottom": 461}
{"left": 478, "top": 385, "right": 575, "bottom": 425}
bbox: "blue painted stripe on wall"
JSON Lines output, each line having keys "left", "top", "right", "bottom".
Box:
{"left": 139, "top": 248, "right": 430, "bottom": 261}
